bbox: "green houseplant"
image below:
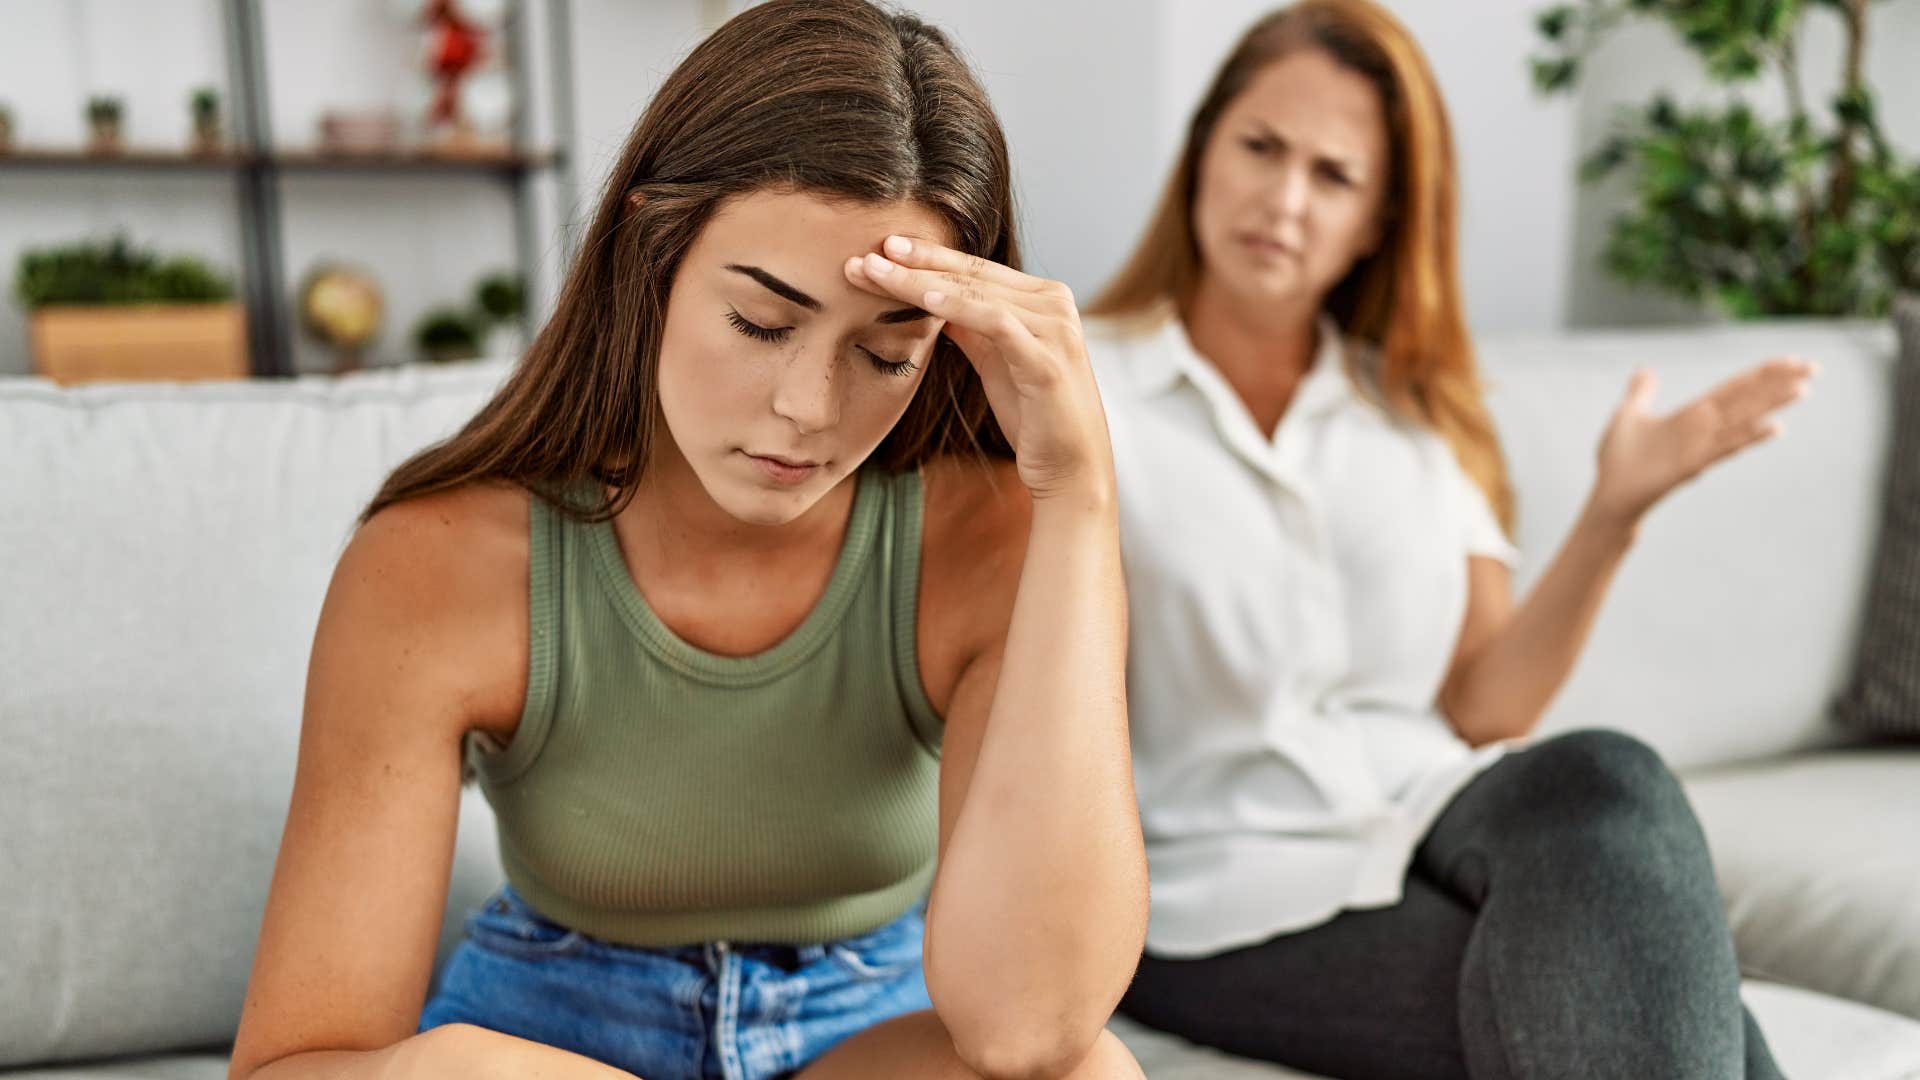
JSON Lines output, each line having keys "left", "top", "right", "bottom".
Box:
{"left": 1533, "top": 0, "right": 1920, "bottom": 317}
{"left": 14, "top": 236, "right": 246, "bottom": 382}
{"left": 86, "top": 95, "right": 123, "bottom": 153}
{"left": 473, "top": 271, "right": 524, "bottom": 327}
{"left": 190, "top": 87, "right": 222, "bottom": 154}
{"left": 15, "top": 237, "right": 234, "bottom": 308}
{"left": 414, "top": 307, "right": 483, "bottom": 364}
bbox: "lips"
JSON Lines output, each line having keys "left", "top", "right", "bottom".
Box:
{"left": 1238, "top": 233, "right": 1299, "bottom": 258}
{"left": 740, "top": 450, "right": 824, "bottom": 486}
{"left": 750, "top": 452, "right": 819, "bottom": 469}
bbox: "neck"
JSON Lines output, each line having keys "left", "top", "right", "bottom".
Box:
{"left": 1183, "top": 275, "right": 1324, "bottom": 436}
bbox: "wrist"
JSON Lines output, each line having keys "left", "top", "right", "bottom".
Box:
{"left": 1025, "top": 448, "right": 1117, "bottom": 513}
{"left": 1577, "top": 492, "right": 1643, "bottom": 549}
{"left": 1028, "top": 473, "right": 1117, "bottom": 522}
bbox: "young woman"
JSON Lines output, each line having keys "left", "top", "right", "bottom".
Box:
{"left": 1085, "top": 2, "right": 1812, "bottom": 1077}
{"left": 227, "top": 4, "right": 1147, "bottom": 1079}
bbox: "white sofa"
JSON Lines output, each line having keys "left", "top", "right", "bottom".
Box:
{"left": 4, "top": 320, "right": 1918, "bottom": 1079}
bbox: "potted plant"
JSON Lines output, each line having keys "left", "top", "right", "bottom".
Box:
{"left": 1533, "top": 0, "right": 1920, "bottom": 317}
{"left": 0, "top": 102, "right": 13, "bottom": 154}
{"left": 86, "top": 95, "right": 123, "bottom": 153}
{"left": 471, "top": 270, "right": 524, "bottom": 355}
{"left": 413, "top": 307, "right": 482, "bottom": 364}
{"left": 13, "top": 236, "right": 248, "bottom": 383}
{"left": 189, "top": 87, "right": 221, "bottom": 155}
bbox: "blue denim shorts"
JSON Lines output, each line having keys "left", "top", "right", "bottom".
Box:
{"left": 417, "top": 885, "right": 932, "bottom": 1080}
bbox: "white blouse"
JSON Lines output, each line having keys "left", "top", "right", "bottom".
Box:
{"left": 1088, "top": 311, "right": 1523, "bottom": 958}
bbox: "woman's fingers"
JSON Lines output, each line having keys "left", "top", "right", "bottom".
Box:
{"left": 1707, "top": 413, "right": 1785, "bottom": 467}
{"left": 844, "top": 252, "right": 1055, "bottom": 352}
{"left": 1616, "top": 368, "right": 1659, "bottom": 417}
{"left": 1703, "top": 356, "right": 1815, "bottom": 425}
{"left": 880, "top": 233, "right": 1053, "bottom": 296}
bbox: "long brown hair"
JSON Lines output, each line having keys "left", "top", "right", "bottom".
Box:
{"left": 1088, "top": 0, "right": 1513, "bottom": 530}
{"left": 364, "top": 0, "right": 1014, "bottom": 524}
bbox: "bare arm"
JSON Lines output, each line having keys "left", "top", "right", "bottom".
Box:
{"left": 228, "top": 491, "right": 634, "bottom": 1080}
{"left": 846, "top": 238, "right": 1147, "bottom": 1079}
{"left": 1440, "top": 356, "right": 1815, "bottom": 746}
{"left": 925, "top": 493, "right": 1141, "bottom": 1079}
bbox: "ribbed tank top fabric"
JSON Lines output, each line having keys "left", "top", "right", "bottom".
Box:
{"left": 466, "top": 468, "right": 943, "bottom": 947}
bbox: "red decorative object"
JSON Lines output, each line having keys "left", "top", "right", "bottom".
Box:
{"left": 421, "top": 0, "right": 489, "bottom": 130}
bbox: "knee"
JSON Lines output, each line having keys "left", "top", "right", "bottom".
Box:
{"left": 1522, "top": 729, "right": 1681, "bottom": 816}
{"left": 1063, "top": 1029, "right": 1146, "bottom": 1080}
{"left": 969, "top": 1027, "right": 1143, "bottom": 1080}
{"left": 1501, "top": 730, "right": 1716, "bottom": 867}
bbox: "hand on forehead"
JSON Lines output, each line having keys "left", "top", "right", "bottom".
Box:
{"left": 695, "top": 188, "right": 957, "bottom": 317}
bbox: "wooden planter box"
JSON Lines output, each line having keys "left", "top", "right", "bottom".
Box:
{"left": 29, "top": 303, "right": 249, "bottom": 384}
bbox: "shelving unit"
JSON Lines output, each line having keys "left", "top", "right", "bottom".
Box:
{"left": 0, "top": 0, "right": 578, "bottom": 376}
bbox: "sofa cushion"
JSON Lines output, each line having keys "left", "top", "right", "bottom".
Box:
{"left": 1834, "top": 295, "right": 1920, "bottom": 740}
{"left": 1685, "top": 748, "right": 1920, "bottom": 1021}
{"left": 1478, "top": 321, "right": 1894, "bottom": 771}
{"left": 1, "top": 1054, "right": 229, "bottom": 1080}
{"left": 0, "top": 363, "right": 514, "bottom": 1067}
{"left": 9, "top": 986, "right": 1917, "bottom": 1080}
{"left": 1108, "top": 981, "right": 1920, "bottom": 1080}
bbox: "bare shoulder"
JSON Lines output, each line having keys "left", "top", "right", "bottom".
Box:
{"left": 915, "top": 456, "right": 1030, "bottom": 713}
{"left": 328, "top": 480, "right": 532, "bottom": 740}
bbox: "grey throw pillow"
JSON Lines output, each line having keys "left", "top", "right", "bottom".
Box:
{"left": 1834, "top": 293, "right": 1920, "bottom": 738}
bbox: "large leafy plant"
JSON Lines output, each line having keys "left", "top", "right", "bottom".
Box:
{"left": 1533, "top": 0, "right": 1919, "bottom": 316}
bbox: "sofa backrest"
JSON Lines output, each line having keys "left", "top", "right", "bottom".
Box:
{"left": 1, "top": 361, "right": 514, "bottom": 1067}
{"left": 0, "top": 319, "right": 1896, "bottom": 1065}
{"left": 1478, "top": 320, "right": 1895, "bottom": 772}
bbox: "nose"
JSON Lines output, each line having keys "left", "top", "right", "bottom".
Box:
{"left": 769, "top": 345, "right": 840, "bottom": 436}
{"left": 1269, "top": 163, "right": 1311, "bottom": 224}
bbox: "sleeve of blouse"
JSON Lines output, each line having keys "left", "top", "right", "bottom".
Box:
{"left": 1447, "top": 452, "right": 1520, "bottom": 567}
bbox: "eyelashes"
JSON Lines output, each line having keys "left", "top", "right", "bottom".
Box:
{"left": 725, "top": 307, "right": 786, "bottom": 343}
{"left": 724, "top": 307, "right": 918, "bottom": 378}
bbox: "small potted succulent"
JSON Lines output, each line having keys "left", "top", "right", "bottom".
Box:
{"left": 473, "top": 271, "right": 523, "bottom": 327}
{"left": 189, "top": 87, "right": 221, "bottom": 155}
{"left": 86, "top": 95, "right": 123, "bottom": 153}
{"left": 414, "top": 307, "right": 482, "bottom": 364}
{"left": 472, "top": 270, "right": 524, "bottom": 356}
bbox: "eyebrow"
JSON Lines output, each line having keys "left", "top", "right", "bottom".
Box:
{"left": 1248, "top": 121, "right": 1357, "bottom": 172}
{"left": 725, "top": 263, "right": 930, "bottom": 324}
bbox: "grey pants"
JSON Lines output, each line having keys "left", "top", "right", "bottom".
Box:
{"left": 1119, "top": 729, "right": 1785, "bottom": 1080}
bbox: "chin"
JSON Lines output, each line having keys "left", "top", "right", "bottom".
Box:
{"left": 715, "top": 486, "right": 819, "bottom": 527}
{"left": 698, "top": 464, "right": 833, "bottom": 527}
{"left": 1234, "top": 269, "right": 1314, "bottom": 310}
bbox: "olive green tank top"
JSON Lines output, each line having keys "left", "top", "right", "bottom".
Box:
{"left": 467, "top": 468, "right": 944, "bottom": 947}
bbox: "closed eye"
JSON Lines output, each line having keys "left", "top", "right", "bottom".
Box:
{"left": 726, "top": 307, "right": 790, "bottom": 343}
{"left": 1318, "top": 162, "right": 1354, "bottom": 186}
{"left": 731, "top": 306, "right": 917, "bottom": 377}
{"left": 860, "top": 346, "right": 917, "bottom": 378}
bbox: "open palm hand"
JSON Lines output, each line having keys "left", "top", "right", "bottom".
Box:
{"left": 1592, "top": 356, "right": 1817, "bottom": 524}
